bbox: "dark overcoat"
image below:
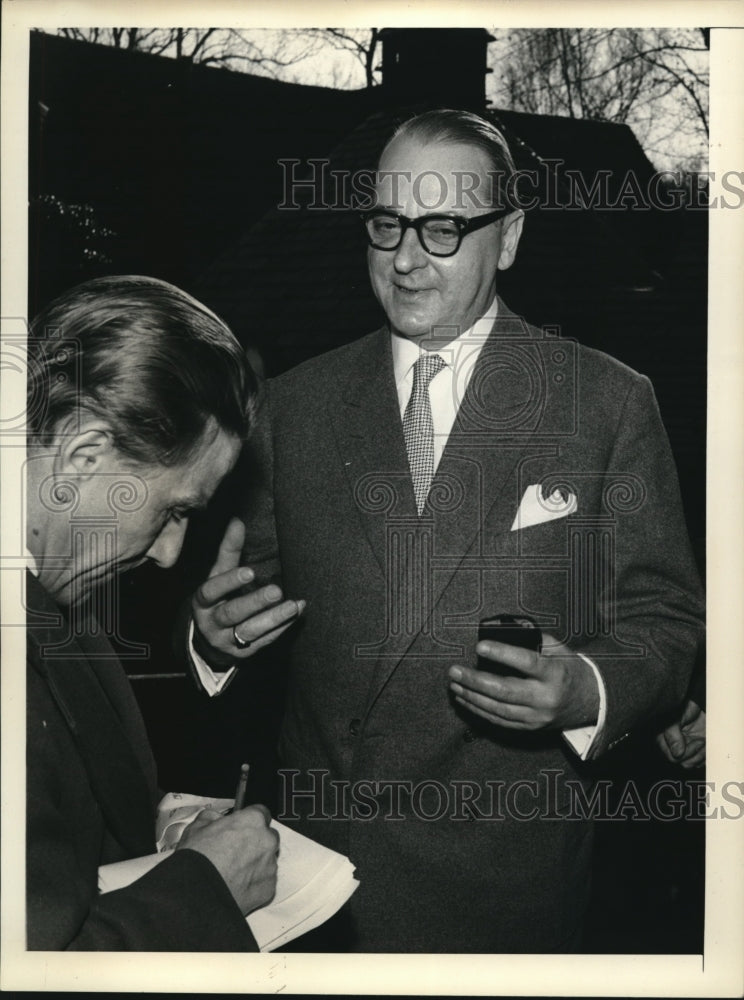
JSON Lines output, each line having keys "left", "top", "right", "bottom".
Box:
{"left": 26, "top": 572, "right": 256, "bottom": 951}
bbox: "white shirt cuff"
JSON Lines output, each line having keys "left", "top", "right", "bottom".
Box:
{"left": 188, "top": 618, "right": 236, "bottom": 697}
{"left": 561, "top": 654, "right": 607, "bottom": 760}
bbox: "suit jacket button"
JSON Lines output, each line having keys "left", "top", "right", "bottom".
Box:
{"left": 463, "top": 728, "right": 477, "bottom": 743}
{"left": 349, "top": 718, "right": 361, "bottom": 737}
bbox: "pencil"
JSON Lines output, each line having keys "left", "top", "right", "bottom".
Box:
{"left": 233, "top": 762, "right": 250, "bottom": 812}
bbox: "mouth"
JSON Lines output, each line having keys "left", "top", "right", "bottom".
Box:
{"left": 394, "top": 284, "right": 432, "bottom": 296}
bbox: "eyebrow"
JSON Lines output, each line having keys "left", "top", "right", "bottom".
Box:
{"left": 373, "top": 208, "right": 469, "bottom": 218}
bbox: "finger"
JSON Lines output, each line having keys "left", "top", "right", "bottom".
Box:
{"left": 662, "top": 723, "right": 685, "bottom": 759}
{"left": 678, "top": 736, "right": 705, "bottom": 759}
{"left": 209, "top": 517, "right": 246, "bottom": 578}
{"left": 680, "top": 699, "right": 702, "bottom": 726}
{"left": 235, "top": 802, "right": 272, "bottom": 827}
{"left": 227, "top": 615, "right": 302, "bottom": 661}
{"left": 194, "top": 565, "right": 256, "bottom": 609}
{"left": 196, "top": 808, "right": 224, "bottom": 822}
{"left": 268, "top": 827, "right": 280, "bottom": 853}
{"left": 475, "top": 640, "right": 540, "bottom": 676}
{"left": 449, "top": 665, "right": 535, "bottom": 707}
{"left": 181, "top": 808, "right": 223, "bottom": 836}
{"left": 680, "top": 720, "right": 705, "bottom": 741}
{"left": 211, "top": 584, "right": 285, "bottom": 628}
{"left": 229, "top": 598, "right": 306, "bottom": 643}
{"left": 453, "top": 695, "right": 532, "bottom": 730}
{"left": 681, "top": 749, "right": 705, "bottom": 769}
{"left": 450, "top": 677, "right": 533, "bottom": 724}
{"left": 655, "top": 732, "right": 676, "bottom": 763}
{"left": 185, "top": 812, "right": 219, "bottom": 833}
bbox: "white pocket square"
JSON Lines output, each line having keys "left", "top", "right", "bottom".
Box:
{"left": 511, "top": 484, "right": 577, "bottom": 531}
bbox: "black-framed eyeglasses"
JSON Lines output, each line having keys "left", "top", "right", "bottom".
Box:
{"left": 360, "top": 208, "right": 511, "bottom": 257}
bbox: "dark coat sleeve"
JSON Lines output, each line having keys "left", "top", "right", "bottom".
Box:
{"left": 28, "top": 821, "right": 258, "bottom": 952}
{"left": 54, "top": 852, "right": 258, "bottom": 952}
{"left": 26, "top": 740, "right": 259, "bottom": 951}
{"left": 27, "top": 633, "right": 258, "bottom": 952}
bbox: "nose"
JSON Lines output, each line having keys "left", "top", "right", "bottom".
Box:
{"left": 392, "top": 225, "right": 428, "bottom": 273}
{"left": 146, "top": 517, "right": 188, "bottom": 569}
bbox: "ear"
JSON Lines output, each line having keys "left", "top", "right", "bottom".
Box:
{"left": 53, "top": 421, "right": 116, "bottom": 481}
{"left": 497, "top": 210, "right": 524, "bottom": 271}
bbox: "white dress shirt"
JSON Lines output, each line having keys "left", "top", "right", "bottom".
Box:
{"left": 194, "top": 298, "right": 607, "bottom": 757}
{"left": 391, "top": 298, "right": 500, "bottom": 474}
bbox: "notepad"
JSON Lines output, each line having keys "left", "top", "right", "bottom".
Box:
{"left": 98, "top": 793, "right": 359, "bottom": 951}
{"left": 246, "top": 819, "right": 358, "bottom": 951}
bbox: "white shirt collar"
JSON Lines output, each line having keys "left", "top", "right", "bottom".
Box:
{"left": 391, "top": 295, "right": 499, "bottom": 387}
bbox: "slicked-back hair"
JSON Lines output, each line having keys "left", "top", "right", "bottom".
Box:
{"left": 28, "top": 275, "right": 257, "bottom": 466}
{"left": 387, "top": 108, "right": 517, "bottom": 209}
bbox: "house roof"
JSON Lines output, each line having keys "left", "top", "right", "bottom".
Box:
{"left": 29, "top": 31, "right": 377, "bottom": 306}
{"left": 29, "top": 31, "right": 705, "bottom": 535}
{"left": 194, "top": 103, "right": 675, "bottom": 372}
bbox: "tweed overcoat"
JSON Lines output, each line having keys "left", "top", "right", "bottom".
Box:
{"left": 238, "top": 304, "right": 704, "bottom": 952}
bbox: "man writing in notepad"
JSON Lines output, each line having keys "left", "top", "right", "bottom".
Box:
{"left": 24, "top": 276, "right": 279, "bottom": 950}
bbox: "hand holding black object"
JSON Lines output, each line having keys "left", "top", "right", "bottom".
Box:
{"left": 477, "top": 615, "right": 542, "bottom": 676}
{"left": 449, "top": 622, "right": 599, "bottom": 732}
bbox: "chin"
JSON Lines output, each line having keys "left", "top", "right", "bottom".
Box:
{"left": 391, "top": 314, "right": 438, "bottom": 340}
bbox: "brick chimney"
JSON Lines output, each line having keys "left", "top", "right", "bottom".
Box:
{"left": 378, "top": 28, "right": 494, "bottom": 109}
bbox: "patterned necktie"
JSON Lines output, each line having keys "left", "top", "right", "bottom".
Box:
{"left": 403, "top": 353, "right": 447, "bottom": 514}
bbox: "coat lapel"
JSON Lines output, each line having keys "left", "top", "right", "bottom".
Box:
{"left": 26, "top": 572, "right": 156, "bottom": 857}
{"left": 330, "top": 328, "right": 417, "bottom": 580}
{"left": 422, "top": 305, "right": 541, "bottom": 605}
{"left": 359, "top": 306, "right": 544, "bottom": 707}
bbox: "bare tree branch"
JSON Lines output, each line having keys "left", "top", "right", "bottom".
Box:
{"left": 640, "top": 54, "right": 709, "bottom": 135}
{"left": 489, "top": 27, "right": 708, "bottom": 169}
{"left": 301, "top": 28, "right": 380, "bottom": 87}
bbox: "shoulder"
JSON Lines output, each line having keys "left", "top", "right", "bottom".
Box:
{"left": 25, "top": 573, "right": 63, "bottom": 677}
{"left": 495, "top": 306, "right": 655, "bottom": 421}
{"left": 576, "top": 342, "right": 648, "bottom": 386}
{"left": 496, "top": 301, "right": 651, "bottom": 401}
{"left": 575, "top": 343, "right": 656, "bottom": 415}
{"left": 268, "top": 328, "right": 386, "bottom": 403}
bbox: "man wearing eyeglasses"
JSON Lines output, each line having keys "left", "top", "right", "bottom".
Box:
{"left": 190, "top": 110, "right": 704, "bottom": 953}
